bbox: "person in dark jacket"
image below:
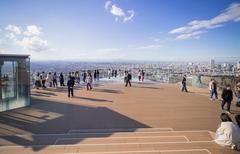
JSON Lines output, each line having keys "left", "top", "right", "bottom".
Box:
{"left": 114, "top": 70, "right": 117, "bottom": 78}
{"left": 96, "top": 70, "right": 100, "bottom": 81}
{"left": 221, "top": 84, "right": 233, "bottom": 113}
{"left": 59, "top": 72, "right": 65, "bottom": 86}
{"left": 67, "top": 76, "right": 74, "bottom": 97}
{"left": 125, "top": 71, "right": 132, "bottom": 87}
{"left": 181, "top": 75, "right": 188, "bottom": 92}
{"left": 94, "top": 70, "right": 97, "bottom": 81}
{"left": 83, "top": 71, "right": 87, "bottom": 83}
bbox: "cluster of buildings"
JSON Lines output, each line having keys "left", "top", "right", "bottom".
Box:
{"left": 30, "top": 59, "right": 240, "bottom": 83}
{"left": 1, "top": 54, "right": 240, "bottom": 112}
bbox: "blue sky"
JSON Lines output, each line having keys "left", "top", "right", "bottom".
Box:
{"left": 0, "top": 0, "right": 240, "bottom": 61}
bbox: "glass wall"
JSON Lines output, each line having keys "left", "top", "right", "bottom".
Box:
{"left": 0, "top": 56, "right": 30, "bottom": 112}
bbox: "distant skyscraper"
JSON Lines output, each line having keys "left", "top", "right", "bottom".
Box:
{"left": 210, "top": 59, "right": 215, "bottom": 69}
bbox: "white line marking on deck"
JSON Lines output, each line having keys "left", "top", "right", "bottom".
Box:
{"left": 0, "top": 129, "right": 213, "bottom": 137}
{"left": 54, "top": 135, "right": 188, "bottom": 145}
{"left": 0, "top": 140, "right": 215, "bottom": 148}
{"left": 54, "top": 149, "right": 211, "bottom": 154}
{"left": 67, "top": 128, "right": 174, "bottom": 134}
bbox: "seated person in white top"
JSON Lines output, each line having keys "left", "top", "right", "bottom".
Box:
{"left": 215, "top": 113, "right": 240, "bottom": 150}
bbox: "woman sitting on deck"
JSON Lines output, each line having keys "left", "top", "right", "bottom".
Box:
{"left": 215, "top": 113, "right": 240, "bottom": 150}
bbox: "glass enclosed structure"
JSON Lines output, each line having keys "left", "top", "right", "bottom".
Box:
{"left": 0, "top": 54, "right": 30, "bottom": 112}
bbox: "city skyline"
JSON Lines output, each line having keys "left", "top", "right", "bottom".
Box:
{"left": 0, "top": 0, "right": 240, "bottom": 61}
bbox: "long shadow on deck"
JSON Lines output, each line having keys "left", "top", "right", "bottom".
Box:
{"left": 0, "top": 97, "right": 149, "bottom": 151}
{"left": 73, "top": 96, "right": 113, "bottom": 102}
{"left": 93, "top": 88, "right": 123, "bottom": 94}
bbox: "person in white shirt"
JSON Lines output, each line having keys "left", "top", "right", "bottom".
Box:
{"left": 46, "top": 72, "right": 53, "bottom": 87}
{"left": 34, "top": 72, "right": 41, "bottom": 89}
{"left": 41, "top": 72, "right": 46, "bottom": 88}
{"left": 108, "top": 69, "right": 111, "bottom": 79}
{"left": 209, "top": 79, "right": 214, "bottom": 100}
{"left": 138, "top": 70, "right": 141, "bottom": 82}
{"left": 215, "top": 113, "right": 240, "bottom": 150}
{"left": 86, "top": 71, "right": 93, "bottom": 90}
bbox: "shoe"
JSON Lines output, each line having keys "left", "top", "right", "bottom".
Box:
{"left": 226, "top": 111, "right": 231, "bottom": 114}
{"left": 209, "top": 98, "right": 213, "bottom": 101}
{"left": 231, "top": 145, "right": 236, "bottom": 150}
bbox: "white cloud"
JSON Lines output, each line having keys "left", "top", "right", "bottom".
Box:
{"left": 124, "top": 10, "right": 135, "bottom": 22}
{"left": 169, "top": 3, "right": 240, "bottom": 40}
{"left": 175, "top": 31, "right": 206, "bottom": 40}
{"left": 5, "top": 33, "right": 16, "bottom": 40}
{"left": 153, "top": 38, "right": 161, "bottom": 42}
{"left": 4, "top": 24, "right": 49, "bottom": 52}
{"left": 96, "top": 48, "right": 120, "bottom": 52}
{"left": 138, "top": 44, "right": 162, "bottom": 50}
{"left": 111, "top": 4, "right": 125, "bottom": 17}
{"left": 105, "top": 1, "right": 135, "bottom": 23}
{"left": 235, "top": 17, "right": 240, "bottom": 22}
{"left": 16, "top": 36, "right": 48, "bottom": 52}
{"left": 5, "top": 25, "right": 21, "bottom": 35}
{"left": 23, "top": 25, "right": 42, "bottom": 36}
{"left": 105, "top": 1, "right": 112, "bottom": 10}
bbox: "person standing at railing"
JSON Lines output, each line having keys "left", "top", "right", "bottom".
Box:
{"left": 47, "top": 72, "right": 53, "bottom": 87}
{"left": 83, "top": 70, "right": 87, "bottom": 83}
{"left": 94, "top": 70, "right": 97, "bottom": 82}
{"left": 138, "top": 70, "right": 141, "bottom": 82}
{"left": 34, "top": 72, "right": 41, "bottom": 89}
{"left": 59, "top": 72, "right": 65, "bottom": 86}
{"left": 53, "top": 72, "right": 58, "bottom": 88}
{"left": 67, "top": 76, "right": 74, "bottom": 97}
{"left": 114, "top": 70, "right": 117, "bottom": 78}
{"left": 96, "top": 70, "right": 100, "bottom": 81}
{"left": 141, "top": 69, "right": 145, "bottom": 82}
{"left": 86, "top": 71, "right": 93, "bottom": 90}
{"left": 108, "top": 69, "right": 111, "bottom": 79}
{"left": 41, "top": 71, "right": 46, "bottom": 88}
{"left": 75, "top": 71, "right": 80, "bottom": 84}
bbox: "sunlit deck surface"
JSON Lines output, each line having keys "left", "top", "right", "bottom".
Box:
{"left": 0, "top": 82, "right": 239, "bottom": 154}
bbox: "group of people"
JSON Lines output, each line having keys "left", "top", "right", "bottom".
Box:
{"left": 34, "top": 69, "right": 146, "bottom": 97}
{"left": 181, "top": 75, "right": 240, "bottom": 114}
{"left": 108, "top": 69, "right": 118, "bottom": 79}
{"left": 180, "top": 75, "right": 240, "bottom": 151}
{"left": 215, "top": 113, "right": 240, "bottom": 150}
{"left": 34, "top": 71, "right": 95, "bottom": 97}
{"left": 34, "top": 72, "right": 59, "bottom": 89}
{"left": 138, "top": 69, "right": 145, "bottom": 82}
{"left": 208, "top": 79, "right": 240, "bottom": 114}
